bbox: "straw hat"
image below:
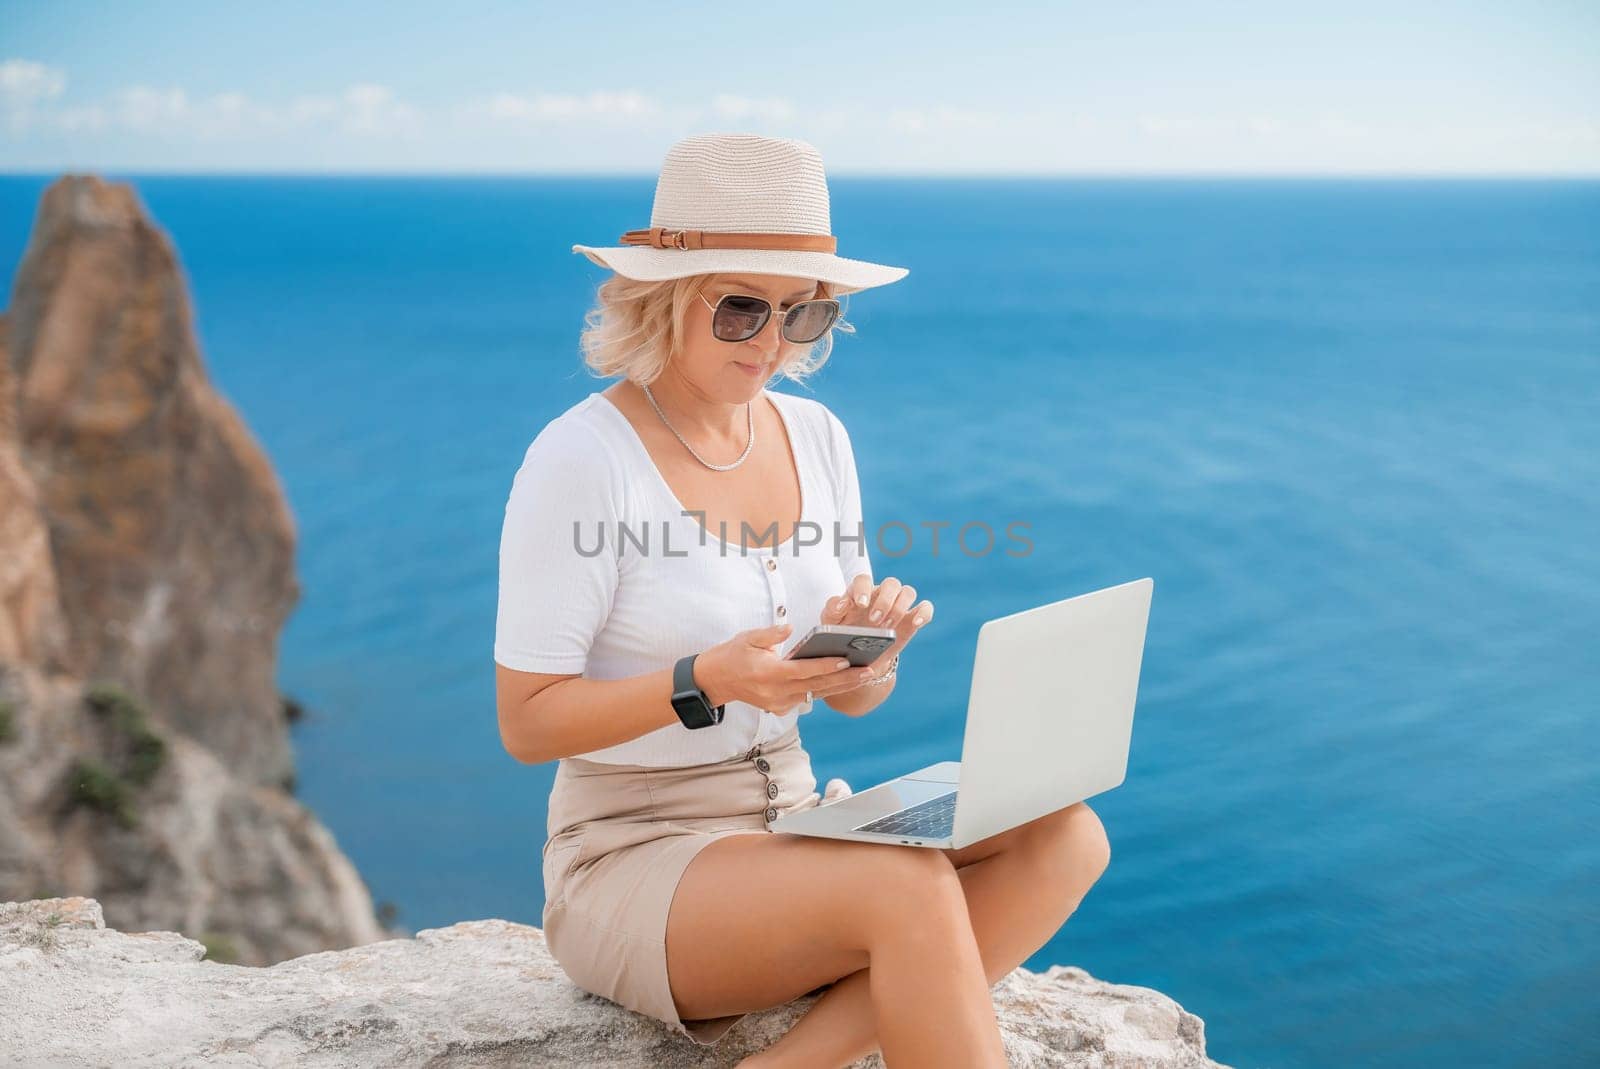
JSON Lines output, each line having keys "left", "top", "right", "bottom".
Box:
{"left": 571, "top": 133, "right": 909, "bottom": 296}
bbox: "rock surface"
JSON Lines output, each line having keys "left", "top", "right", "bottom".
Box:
{"left": 0, "top": 175, "right": 384, "bottom": 964}
{"left": 0, "top": 312, "right": 70, "bottom": 674}
{"left": 0, "top": 897, "right": 1228, "bottom": 1068}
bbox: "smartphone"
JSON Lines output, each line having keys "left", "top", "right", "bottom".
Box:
{"left": 784, "top": 624, "right": 897, "bottom": 667}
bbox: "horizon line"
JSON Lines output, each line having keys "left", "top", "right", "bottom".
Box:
{"left": 4, "top": 168, "right": 1599, "bottom": 181}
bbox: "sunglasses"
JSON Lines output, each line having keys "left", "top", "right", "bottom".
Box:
{"left": 697, "top": 290, "right": 842, "bottom": 345}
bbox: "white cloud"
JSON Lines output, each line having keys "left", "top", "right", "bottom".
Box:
{"left": 467, "top": 90, "right": 660, "bottom": 122}
{"left": 0, "top": 58, "right": 66, "bottom": 104}
{"left": 245, "top": 84, "right": 421, "bottom": 135}
{"left": 114, "top": 86, "right": 192, "bottom": 130}
{"left": 96, "top": 84, "right": 412, "bottom": 139}
{"left": 53, "top": 104, "right": 109, "bottom": 133}
{"left": 15, "top": 77, "right": 422, "bottom": 140}
{"left": 2, "top": 58, "right": 68, "bottom": 131}
{"left": 286, "top": 95, "right": 339, "bottom": 124}
{"left": 324, "top": 84, "right": 419, "bottom": 135}
{"left": 2, "top": 56, "right": 1593, "bottom": 174}
{"left": 886, "top": 105, "right": 998, "bottom": 133}
{"left": 1139, "top": 115, "right": 1297, "bottom": 139}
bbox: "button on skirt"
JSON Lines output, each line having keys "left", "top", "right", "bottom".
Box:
{"left": 541, "top": 720, "right": 826, "bottom": 1046}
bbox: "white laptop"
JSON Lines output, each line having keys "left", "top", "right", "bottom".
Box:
{"left": 771, "top": 577, "right": 1153, "bottom": 849}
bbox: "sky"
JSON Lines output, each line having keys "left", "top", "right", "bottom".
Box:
{"left": 2, "top": 1, "right": 1598, "bottom": 175}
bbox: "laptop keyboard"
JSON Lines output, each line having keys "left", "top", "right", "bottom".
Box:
{"left": 852, "top": 790, "right": 958, "bottom": 838}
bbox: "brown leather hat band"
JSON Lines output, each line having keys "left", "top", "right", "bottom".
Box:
{"left": 619, "top": 226, "right": 838, "bottom": 253}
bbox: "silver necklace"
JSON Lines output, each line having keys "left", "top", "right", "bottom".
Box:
{"left": 641, "top": 383, "right": 755, "bottom": 472}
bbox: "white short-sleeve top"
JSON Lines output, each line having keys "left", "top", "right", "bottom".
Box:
{"left": 494, "top": 388, "right": 874, "bottom": 767}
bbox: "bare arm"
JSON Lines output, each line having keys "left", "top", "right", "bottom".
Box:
{"left": 496, "top": 623, "right": 873, "bottom": 764}
{"left": 496, "top": 662, "right": 681, "bottom": 765}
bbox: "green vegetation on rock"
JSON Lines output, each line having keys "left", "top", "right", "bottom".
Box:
{"left": 199, "top": 931, "right": 241, "bottom": 964}
{"left": 66, "top": 758, "right": 137, "bottom": 828}
{"left": 63, "top": 683, "right": 173, "bottom": 827}
{"left": 85, "top": 682, "right": 167, "bottom": 786}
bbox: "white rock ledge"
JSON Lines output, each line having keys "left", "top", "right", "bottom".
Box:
{"left": 0, "top": 897, "right": 1228, "bottom": 1068}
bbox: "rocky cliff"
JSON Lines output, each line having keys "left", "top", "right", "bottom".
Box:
{"left": 0, "top": 175, "right": 384, "bottom": 965}
{"left": 3, "top": 174, "right": 296, "bottom": 785}
{"left": 0, "top": 897, "right": 1228, "bottom": 1068}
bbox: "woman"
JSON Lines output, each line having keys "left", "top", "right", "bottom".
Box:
{"left": 494, "top": 134, "right": 1111, "bottom": 1069}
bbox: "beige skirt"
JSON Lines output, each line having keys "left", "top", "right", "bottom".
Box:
{"left": 541, "top": 720, "right": 829, "bottom": 1047}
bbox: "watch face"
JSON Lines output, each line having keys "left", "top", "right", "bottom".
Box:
{"left": 672, "top": 690, "right": 717, "bottom": 729}
{"left": 670, "top": 653, "right": 721, "bottom": 729}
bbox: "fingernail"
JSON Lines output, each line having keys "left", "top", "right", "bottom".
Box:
{"left": 835, "top": 659, "right": 850, "bottom": 670}
{"left": 856, "top": 595, "right": 869, "bottom": 606}
{"left": 869, "top": 610, "right": 882, "bottom": 622}
{"left": 913, "top": 615, "right": 925, "bottom": 627}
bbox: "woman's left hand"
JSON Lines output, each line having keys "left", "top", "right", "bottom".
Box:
{"left": 819, "top": 573, "right": 934, "bottom": 671}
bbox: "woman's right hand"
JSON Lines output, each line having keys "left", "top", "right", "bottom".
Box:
{"left": 694, "top": 623, "right": 875, "bottom": 715}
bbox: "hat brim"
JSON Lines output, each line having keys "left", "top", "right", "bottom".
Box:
{"left": 571, "top": 244, "right": 908, "bottom": 297}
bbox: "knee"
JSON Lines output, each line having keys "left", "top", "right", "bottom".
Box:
{"left": 1022, "top": 801, "right": 1111, "bottom": 889}
{"left": 879, "top": 844, "right": 965, "bottom": 905}
{"left": 846, "top": 844, "right": 966, "bottom": 939}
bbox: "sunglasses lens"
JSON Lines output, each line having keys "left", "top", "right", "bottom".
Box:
{"left": 711, "top": 294, "right": 840, "bottom": 344}
{"left": 712, "top": 295, "right": 771, "bottom": 341}
{"left": 781, "top": 299, "right": 840, "bottom": 343}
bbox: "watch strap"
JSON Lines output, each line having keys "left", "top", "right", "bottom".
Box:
{"left": 671, "top": 653, "right": 724, "bottom": 729}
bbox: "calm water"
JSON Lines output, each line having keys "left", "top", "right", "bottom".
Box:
{"left": 2, "top": 175, "right": 1596, "bottom": 1068}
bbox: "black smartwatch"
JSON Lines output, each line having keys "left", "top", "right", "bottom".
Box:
{"left": 671, "top": 653, "right": 725, "bottom": 730}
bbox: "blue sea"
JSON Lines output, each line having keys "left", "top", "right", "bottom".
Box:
{"left": 2, "top": 174, "right": 1596, "bottom": 1068}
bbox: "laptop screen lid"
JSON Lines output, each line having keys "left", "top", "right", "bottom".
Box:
{"left": 950, "top": 577, "right": 1154, "bottom": 849}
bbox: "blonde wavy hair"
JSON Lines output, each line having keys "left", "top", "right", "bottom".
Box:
{"left": 577, "top": 273, "right": 855, "bottom": 387}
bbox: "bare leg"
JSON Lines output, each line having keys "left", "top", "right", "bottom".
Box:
{"left": 745, "top": 801, "right": 1112, "bottom": 1069}
{"left": 666, "top": 831, "right": 1007, "bottom": 1068}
